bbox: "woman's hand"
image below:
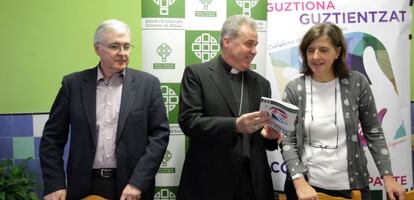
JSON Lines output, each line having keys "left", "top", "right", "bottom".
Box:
{"left": 383, "top": 175, "right": 405, "bottom": 200}
{"left": 293, "top": 177, "right": 318, "bottom": 200}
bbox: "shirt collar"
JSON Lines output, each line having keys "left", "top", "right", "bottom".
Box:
{"left": 97, "top": 64, "right": 126, "bottom": 83}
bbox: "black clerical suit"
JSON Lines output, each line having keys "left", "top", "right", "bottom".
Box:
{"left": 177, "top": 56, "right": 277, "bottom": 200}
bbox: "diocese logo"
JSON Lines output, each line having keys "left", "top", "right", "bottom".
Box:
{"left": 161, "top": 83, "right": 180, "bottom": 123}
{"left": 154, "top": 43, "right": 175, "bottom": 69}
{"left": 195, "top": 0, "right": 217, "bottom": 17}
{"left": 234, "top": 0, "right": 260, "bottom": 17}
{"left": 153, "top": 0, "right": 176, "bottom": 15}
{"left": 158, "top": 150, "right": 175, "bottom": 174}
{"left": 192, "top": 33, "right": 220, "bottom": 63}
{"left": 154, "top": 187, "right": 177, "bottom": 200}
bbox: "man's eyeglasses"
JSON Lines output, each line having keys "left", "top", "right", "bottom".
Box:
{"left": 99, "top": 42, "right": 134, "bottom": 52}
{"left": 308, "top": 78, "right": 339, "bottom": 150}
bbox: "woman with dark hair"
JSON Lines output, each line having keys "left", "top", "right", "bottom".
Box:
{"left": 281, "top": 23, "right": 405, "bottom": 200}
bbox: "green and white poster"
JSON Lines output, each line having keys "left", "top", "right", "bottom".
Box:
{"left": 142, "top": 0, "right": 269, "bottom": 198}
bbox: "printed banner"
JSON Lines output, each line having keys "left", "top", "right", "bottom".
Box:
{"left": 142, "top": 0, "right": 412, "bottom": 198}
{"left": 142, "top": 0, "right": 269, "bottom": 198}
{"left": 265, "top": 0, "right": 413, "bottom": 198}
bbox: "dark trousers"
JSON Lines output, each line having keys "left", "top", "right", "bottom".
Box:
{"left": 90, "top": 169, "right": 117, "bottom": 200}
{"left": 234, "top": 160, "right": 256, "bottom": 200}
{"left": 284, "top": 174, "right": 371, "bottom": 200}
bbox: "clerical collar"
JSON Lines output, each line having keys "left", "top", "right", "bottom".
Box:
{"left": 221, "top": 56, "right": 240, "bottom": 74}
{"left": 231, "top": 68, "right": 240, "bottom": 74}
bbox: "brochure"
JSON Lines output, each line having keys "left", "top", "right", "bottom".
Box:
{"left": 259, "top": 97, "right": 299, "bottom": 134}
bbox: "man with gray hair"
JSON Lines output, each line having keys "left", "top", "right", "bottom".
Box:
{"left": 177, "top": 15, "right": 282, "bottom": 200}
{"left": 40, "top": 19, "right": 170, "bottom": 200}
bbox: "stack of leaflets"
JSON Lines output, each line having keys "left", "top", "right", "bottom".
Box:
{"left": 259, "top": 97, "right": 299, "bottom": 134}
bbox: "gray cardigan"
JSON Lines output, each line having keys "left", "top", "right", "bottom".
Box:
{"left": 281, "top": 71, "right": 393, "bottom": 189}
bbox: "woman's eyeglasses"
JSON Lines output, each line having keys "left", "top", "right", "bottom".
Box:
{"left": 308, "top": 78, "right": 339, "bottom": 150}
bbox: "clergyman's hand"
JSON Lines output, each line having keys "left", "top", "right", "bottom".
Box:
{"left": 261, "top": 124, "right": 283, "bottom": 143}
{"left": 236, "top": 111, "right": 269, "bottom": 134}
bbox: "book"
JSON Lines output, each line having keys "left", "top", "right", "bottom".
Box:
{"left": 259, "top": 97, "right": 299, "bottom": 134}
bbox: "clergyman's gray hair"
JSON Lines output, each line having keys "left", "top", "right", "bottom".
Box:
{"left": 220, "top": 15, "right": 257, "bottom": 47}
{"left": 94, "top": 19, "right": 130, "bottom": 44}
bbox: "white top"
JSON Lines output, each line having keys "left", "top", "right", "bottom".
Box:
{"left": 302, "top": 76, "right": 350, "bottom": 190}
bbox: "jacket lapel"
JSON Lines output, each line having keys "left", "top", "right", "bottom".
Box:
{"left": 81, "top": 67, "right": 98, "bottom": 148}
{"left": 246, "top": 71, "right": 260, "bottom": 112}
{"left": 116, "top": 68, "right": 137, "bottom": 143}
{"left": 209, "top": 58, "right": 239, "bottom": 116}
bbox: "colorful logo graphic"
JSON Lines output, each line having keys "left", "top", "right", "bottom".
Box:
{"left": 269, "top": 32, "right": 399, "bottom": 94}
{"left": 358, "top": 108, "right": 406, "bottom": 147}
{"left": 270, "top": 107, "right": 288, "bottom": 124}
{"left": 269, "top": 107, "right": 288, "bottom": 132}
{"left": 345, "top": 32, "right": 398, "bottom": 94}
